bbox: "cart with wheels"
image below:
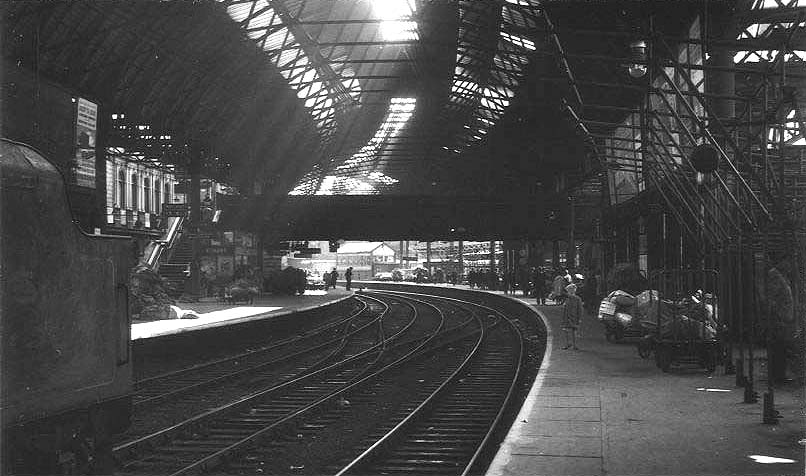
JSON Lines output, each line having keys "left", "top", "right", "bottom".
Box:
{"left": 644, "top": 269, "right": 721, "bottom": 372}
{"left": 598, "top": 293, "right": 646, "bottom": 343}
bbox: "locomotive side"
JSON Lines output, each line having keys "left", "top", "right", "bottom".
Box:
{"left": 1, "top": 139, "right": 133, "bottom": 473}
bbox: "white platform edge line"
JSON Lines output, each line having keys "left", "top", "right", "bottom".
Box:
{"left": 132, "top": 294, "right": 353, "bottom": 340}
{"left": 485, "top": 300, "right": 553, "bottom": 476}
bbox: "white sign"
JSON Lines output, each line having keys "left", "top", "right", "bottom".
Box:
{"left": 74, "top": 98, "right": 97, "bottom": 188}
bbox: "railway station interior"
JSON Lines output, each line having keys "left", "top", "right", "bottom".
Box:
{"left": 1, "top": 0, "right": 805, "bottom": 475}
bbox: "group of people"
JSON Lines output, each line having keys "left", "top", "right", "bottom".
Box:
{"left": 466, "top": 269, "right": 502, "bottom": 290}
{"left": 324, "top": 266, "right": 353, "bottom": 291}
{"left": 430, "top": 268, "right": 460, "bottom": 284}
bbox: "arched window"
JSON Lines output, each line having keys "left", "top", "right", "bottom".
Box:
{"left": 117, "top": 169, "right": 126, "bottom": 208}
{"left": 155, "top": 179, "right": 161, "bottom": 213}
{"left": 131, "top": 173, "right": 139, "bottom": 210}
{"left": 144, "top": 176, "right": 151, "bottom": 212}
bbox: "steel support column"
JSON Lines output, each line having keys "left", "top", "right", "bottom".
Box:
{"left": 189, "top": 143, "right": 202, "bottom": 300}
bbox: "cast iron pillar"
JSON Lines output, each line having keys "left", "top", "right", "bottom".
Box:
{"left": 709, "top": 7, "right": 739, "bottom": 378}
{"left": 95, "top": 108, "right": 109, "bottom": 232}
{"left": 458, "top": 240, "right": 464, "bottom": 278}
{"left": 399, "top": 240, "right": 405, "bottom": 264}
{"left": 189, "top": 142, "right": 202, "bottom": 299}
{"left": 489, "top": 241, "right": 496, "bottom": 272}
{"left": 568, "top": 196, "right": 576, "bottom": 268}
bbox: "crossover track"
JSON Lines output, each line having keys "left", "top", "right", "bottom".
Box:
{"left": 114, "top": 290, "right": 526, "bottom": 476}
{"left": 333, "top": 291, "right": 524, "bottom": 476}
{"left": 115, "top": 293, "right": 432, "bottom": 474}
{"left": 131, "top": 299, "right": 371, "bottom": 407}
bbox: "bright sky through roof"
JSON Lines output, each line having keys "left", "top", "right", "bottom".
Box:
{"left": 372, "top": 0, "right": 418, "bottom": 41}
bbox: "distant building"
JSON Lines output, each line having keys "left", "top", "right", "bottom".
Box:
{"left": 105, "top": 152, "right": 183, "bottom": 233}
{"left": 336, "top": 241, "right": 396, "bottom": 280}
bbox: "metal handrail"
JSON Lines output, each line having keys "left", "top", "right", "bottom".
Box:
{"left": 144, "top": 216, "right": 184, "bottom": 271}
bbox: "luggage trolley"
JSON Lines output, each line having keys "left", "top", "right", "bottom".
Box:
{"left": 598, "top": 297, "right": 648, "bottom": 342}
{"left": 639, "top": 269, "right": 721, "bottom": 372}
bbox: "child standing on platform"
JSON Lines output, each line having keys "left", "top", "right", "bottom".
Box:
{"left": 562, "top": 283, "right": 583, "bottom": 350}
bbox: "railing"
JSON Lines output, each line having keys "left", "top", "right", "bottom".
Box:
{"left": 637, "top": 44, "right": 797, "bottom": 251}
{"left": 144, "top": 216, "right": 184, "bottom": 271}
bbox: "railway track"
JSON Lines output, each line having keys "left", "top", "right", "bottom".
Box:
{"left": 115, "top": 289, "right": 535, "bottom": 476}
{"left": 116, "top": 297, "right": 394, "bottom": 443}
{"left": 217, "top": 291, "right": 524, "bottom": 476}
{"left": 334, "top": 292, "right": 523, "bottom": 476}
{"left": 131, "top": 298, "right": 373, "bottom": 407}
{"left": 114, "top": 293, "right": 441, "bottom": 474}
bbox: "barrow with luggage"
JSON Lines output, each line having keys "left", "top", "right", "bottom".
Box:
{"left": 638, "top": 269, "right": 720, "bottom": 372}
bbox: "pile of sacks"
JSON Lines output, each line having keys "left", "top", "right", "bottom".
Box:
{"left": 659, "top": 294, "right": 717, "bottom": 341}
{"left": 598, "top": 289, "right": 717, "bottom": 340}
{"left": 598, "top": 289, "right": 657, "bottom": 328}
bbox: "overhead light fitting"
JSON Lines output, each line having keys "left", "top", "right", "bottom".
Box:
{"left": 628, "top": 40, "right": 647, "bottom": 78}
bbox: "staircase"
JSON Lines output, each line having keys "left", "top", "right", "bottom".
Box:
{"left": 159, "top": 235, "right": 192, "bottom": 297}
{"left": 140, "top": 215, "right": 191, "bottom": 298}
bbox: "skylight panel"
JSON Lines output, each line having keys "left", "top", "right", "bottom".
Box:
{"left": 382, "top": 21, "right": 419, "bottom": 41}
{"left": 755, "top": 0, "right": 802, "bottom": 8}
{"left": 734, "top": 49, "right": 806, "bottom": 62}
{"left": 331, "top": 97, "right": 415, "bottom": 181}
{"left": 494, "top": 54, "right": 524, "bottom": 73}
{"left": 300, "top": 69, "right": 318, "bottom": 84}
{"left": 738, "top": 22, "right": 805, "bottom": 39}
{"left": 227, "top": 3, "right": 252, "bottom": 23}
{"left": 368, "top": 171, "right": 399, "bottom": 185}
{"left": 502, "top": 6, "right": 536, "bottom": 28}
{"left": 265, "top": 27, "right": 291, "bottom": 52}
{"left": 371, "top": 0, "right": 419, "bottom": 41}
{"left": 500, "top": 31, "right": 536, "bottom": 50}
{"left": 247, "top": 8, "right": 275, "bottom": 29}
{"left": 224, "top": 1, "right": 362, "bottom": 139}
{"left": 247, "top": 29, "right": 267, "bottom": 40}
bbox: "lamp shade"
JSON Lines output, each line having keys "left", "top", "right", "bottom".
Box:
{"left": 690, "top": 144, "right": 719, "bottom": 173}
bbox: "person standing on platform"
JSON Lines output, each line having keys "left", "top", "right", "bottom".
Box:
{"left": 562, "top": 283, "right": 583, "bottom": 350}
{"left": 323, "top": 270, "right": 331, "bottom": 291}
{"left": 534, "top": 267, "right": 547, "bottom": 305}
{"left": 551, "top": 271, "right": 567, "bottom": 305}
{"left": 345, "top": 266, "right": 353, "bottom": 290}
{"left": 330, "top": 267, "right": 338, "bottom": 289}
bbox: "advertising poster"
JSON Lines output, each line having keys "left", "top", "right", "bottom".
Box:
{"left": 74, "top": 97, "right": 97, "bottom": 188}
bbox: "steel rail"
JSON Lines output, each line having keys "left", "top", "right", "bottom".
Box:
{"left": 114, "top": 295, "right": 395, "bottom": 460}
{"left": 132, "top": 302, "right": 380, "bottom": 408}
{"left": 132, "top": 299, "right": 370, "bottom": 404}
{"left": 162, "top": 292, "right": 452, "bottom": 476}
{"left": 332, "top": 290, "right": 524, "bottom": 476}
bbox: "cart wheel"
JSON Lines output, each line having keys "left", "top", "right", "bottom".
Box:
{"left": 702, "top": 346, "right": 717, "bottom": 373}
{"left": 657, "top": 346, "right": 672, "bottom": 372}
{"left": 637, "top": 337, "right": 653, "bottom": 359}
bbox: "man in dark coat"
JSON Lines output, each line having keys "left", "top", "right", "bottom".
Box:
{"left": 330, "top": 267, "right": 338, "bottom": 288}
{"left": 345, "top": 267, "right": 353, "bottom": 290}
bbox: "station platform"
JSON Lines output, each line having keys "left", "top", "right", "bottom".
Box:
{"left": 486, "top": 298, "right": 805, "bottom": 476}
{"left": 131, "top": 289, "right": 353, "bottom": 340}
